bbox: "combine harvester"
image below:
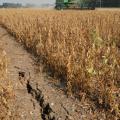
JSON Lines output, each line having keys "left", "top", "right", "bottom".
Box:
{"left": 55, "top": 0, "right": 96, "bottom": 10}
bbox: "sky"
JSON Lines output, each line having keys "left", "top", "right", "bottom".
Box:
{"left": 0, "top": 0, "right": 55, "bottom": 5}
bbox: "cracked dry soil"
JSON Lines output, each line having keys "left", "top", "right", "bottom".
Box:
{"left": 0, "top": 27, "right": 108, "bottom": 120}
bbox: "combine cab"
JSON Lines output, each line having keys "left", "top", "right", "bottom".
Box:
{"left": 55, "top": 0, "right": 96, "bottom": 10}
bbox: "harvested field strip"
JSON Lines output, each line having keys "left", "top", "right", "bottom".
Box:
{"left": 0, "top": 9, "right": 120, "bottom": 118}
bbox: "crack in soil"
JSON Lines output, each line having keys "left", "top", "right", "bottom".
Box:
{"left": 17, "top": 69, "right": 57, "bottom": 120}
{"left": 26, "top": 80, "right": 56, "bottom": 120}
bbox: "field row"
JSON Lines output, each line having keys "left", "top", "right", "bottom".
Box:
{"left": 0, "top": 9, "right": 120, "bottom": 118}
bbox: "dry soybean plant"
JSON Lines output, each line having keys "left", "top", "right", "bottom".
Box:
{"left": 0, "top": 48, "right": 13, "bottom": 119}
{"left": 0, "top": 9, "right": 120, "bottom": 118}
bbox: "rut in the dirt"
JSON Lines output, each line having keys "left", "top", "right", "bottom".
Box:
{"left": 26, "top": 79, "right": 55, "bottom": 120}
{"left": 18, "top": 69, "right": 57, "bottom": 119}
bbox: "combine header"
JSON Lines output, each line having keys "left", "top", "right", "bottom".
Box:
{"left": 55, "top": 0, "right": 96, "bottom": 10}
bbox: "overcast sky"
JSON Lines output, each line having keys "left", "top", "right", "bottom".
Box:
{"left": 0, "top": 0, "right": 55, "bottom": 5}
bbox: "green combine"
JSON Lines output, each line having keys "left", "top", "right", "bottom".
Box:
{"left": 55, "top": 0, "right": 96, "bottom": 10}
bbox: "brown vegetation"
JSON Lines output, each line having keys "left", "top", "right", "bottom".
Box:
{"left": 0, "top": 9, "right": 120, "bottom": 119}
{"left": 0, "top": 48, "right": 13, "bottom": 119}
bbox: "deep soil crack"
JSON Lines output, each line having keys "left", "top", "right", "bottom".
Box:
{"left": 26, "top": 80, "right": 56, "bottom": 120}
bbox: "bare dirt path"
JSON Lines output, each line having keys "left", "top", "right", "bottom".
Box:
{"left": 0, "top": 27, "right": 42, "bottom": 120}
{"left": 0, "top": 26, "right": 106, "bottom": 120}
